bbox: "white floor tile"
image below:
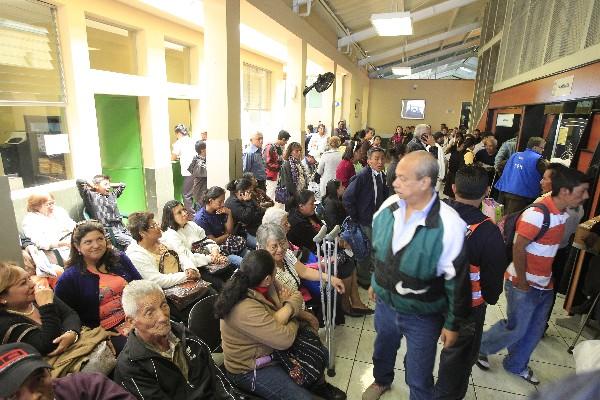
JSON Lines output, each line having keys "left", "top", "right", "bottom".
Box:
{"left": 345, "top": 360, "right": 409, "bottom": 400}
{"left": 530, "top": 359, "right": 575, "bottom": 389}
{"left": 474, "top": 386, "right": 528, "bottom": 399}
{"left": 471, "top": 355, "right": 538, "bottom": 395}
{"left": 333, "top": 325, "right": 361, "bottom": 360}
{"left": 340, "top": 313, "right": 365, "bottom": 330}
{"left": 484, "top": 306, "right": 505, "bottom": 326}
{"left": 325, "top": 356, "right": 354, "bottom": 393}
{"left": 531, "top": 335, "right": 575, "bottom": 368}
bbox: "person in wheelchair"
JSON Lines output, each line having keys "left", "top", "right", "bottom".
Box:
{"left": 76, "top": 175, "right": 133, "bottom": 249}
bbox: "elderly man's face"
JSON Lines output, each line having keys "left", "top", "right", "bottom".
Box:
{"left": 251, "top": 135, "right": 264, "bottom": 148}
{"left": 393, "top": 157, "right": 429, "bottom": 201}
{"left": 12, "top": 368, "right": 54, "bottom": 400}
{"left": 131, "top": 293, "right": 171, "bottom": 341}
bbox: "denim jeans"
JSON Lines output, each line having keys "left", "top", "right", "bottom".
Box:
{"left": 372, "top": 298, "right": 444, "bottom": 400}
{"left": 227, "top": 363, "right": 313, "bottom": 400}
{"left": 480, "top": 280, "right": 553, "bottom": 374}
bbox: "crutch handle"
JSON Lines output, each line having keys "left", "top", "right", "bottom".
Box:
{"left": 313, "top": 225, "right": 328, "bottom": 243}
{"left": 325, "top": 225, "right": 341, "bottom": 240}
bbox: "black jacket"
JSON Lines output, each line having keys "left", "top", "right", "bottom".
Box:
{"left": 224, "top": 195, "right": 264, "bottom": 236}
{"left": 115, "top": 323, "right": 241, "bottom": 400}
{"left": 0, "top": 297, "right": 81, "bottom": 355}
{"left": 445, "top": 199, "right": 507, "bottom": 305}
{"left": 287, "top": 208, "right": 322, "bottom": 254}
{"left": 342, "top": 166, "right": 389, "bottom": 227}
{"left": 322, "top": 196, "right": 347, "bottom": 232}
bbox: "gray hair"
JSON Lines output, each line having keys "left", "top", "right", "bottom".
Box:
{"left": 483, "top": 136, "right": 498, "bottom": 147}
{"left": 407, "top": 150, "right": 439, "bottom": 188}
{"left": 262, "top": 207, "right": 288, "bottom": 225}
{"left": 414, "top": 124, "right": 430, "bottom": 136}
{"left": 256, "top": 223, "right": 287, "bottom": 248}
{"left": 122, "top": 280, "right": 164, "bottom": 317}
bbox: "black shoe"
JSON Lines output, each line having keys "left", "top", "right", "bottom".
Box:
{"left": 311, "top": 382, "right": 347, "bottom": 400}
{"left": 351, "top": 307, "right": 374, "bottom": 315}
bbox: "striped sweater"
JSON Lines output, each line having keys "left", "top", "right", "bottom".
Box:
{"left": 505, "top": 195, "right": 568, "bottom": 290}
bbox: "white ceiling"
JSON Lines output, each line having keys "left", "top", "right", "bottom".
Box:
{"left": 310, "top": 0, "right": 484, "bottom": 79}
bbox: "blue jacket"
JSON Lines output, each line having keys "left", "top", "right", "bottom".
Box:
{"left": 242, "top": 144, "right": 266, "bottom": 181}
{"left": 54, "top": 252, "right": 141, "bottom": 329}
{"left": 495, "top": 149, "right": 542, "bottom": 199}
{"left": 342, "top": 166, "right": 389, "bottom": 227}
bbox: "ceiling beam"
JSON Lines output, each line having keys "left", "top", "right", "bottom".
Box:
{"left": 369, "top": 37, "right": 479, "bottom": 77}
{"left": 358, "top": 22, "right": 480, "bottom": 66}
{"left": 338, "top": 0, "right": 479, "bottom": 48}
{"left": 405, "top": 53, "right": 474, "bottom": 75}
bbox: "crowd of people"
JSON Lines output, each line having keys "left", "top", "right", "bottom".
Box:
{"left": 0, "top": 120, "right": 594, "bottom": 400}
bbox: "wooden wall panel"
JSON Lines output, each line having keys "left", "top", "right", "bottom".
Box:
{"left": 489, "top": 62, "right": 600, "bottom": 109}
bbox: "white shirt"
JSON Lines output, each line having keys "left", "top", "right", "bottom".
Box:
{"left": 160, "top": 222, "right": 219, "bottom": 269}
{"left": 22, "top": 207, "right": 76, "bottom": 258}
{"left": 125, "top": 241, "right": 189, "bottom": 288}
{"left": 378, "top": 193, "right": 466, "bottom": 281}
{"left": 371, "top": 169, "right": 384, "bottom": 206}
{"left": 308, "top": 133, "right": 329, "bottom": 161}
{"left": 172, "top": 136, "right": 197, "bottom": 176}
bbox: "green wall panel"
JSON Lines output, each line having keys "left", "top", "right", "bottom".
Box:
{"left": 95, "top": 95, "right": 146, "bottom": 215}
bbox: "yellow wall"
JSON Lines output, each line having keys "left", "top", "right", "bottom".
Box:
{"left": 368, "top": 79, "right": 475, "bottom": 135}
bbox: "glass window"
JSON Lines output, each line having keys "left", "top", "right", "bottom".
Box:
{"left": 306, "top": 75, "right": 322, "bottom": 108}
{"left": 242, "top": 63, "right": 271, "bottom": 111}
{"left": 0, "top": 106, "right": 70, "bottom": 189}
{"left": 165, "top": 40, "right": 190, "bottom": 84}
{"left": 0, "top": 0, "right": 65, "bottom": 102}
{"left": 86, "top": 18, "right": 137, "bottom": 74}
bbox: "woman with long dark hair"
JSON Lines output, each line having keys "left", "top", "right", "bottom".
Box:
{"left": 160, "top": 200, "right": 238, "bottom": 291}
{"left": 224, "top": 178, "right": 265, "bottom": 248}
{"left": 279, "top": 142, "right": 307, "bottom": 210}
{"left": 54, "top": 220, "right": 141, "bottom": 352}
{"left": 215, "top": 250, "right": 346, "bottom": 400}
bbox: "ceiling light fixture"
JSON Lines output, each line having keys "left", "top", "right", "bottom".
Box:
{"left": 371, "top": 12, "right": 413, "bottom": 36}
{"left": 392, "top": 66, "right": 412, "bottom": 76}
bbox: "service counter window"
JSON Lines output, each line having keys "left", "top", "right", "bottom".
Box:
{"left": 0, "top": 0, "right": 71, "bottom": 190}
{"left": 86, "top": 18, "right": 137, "bottom": 75}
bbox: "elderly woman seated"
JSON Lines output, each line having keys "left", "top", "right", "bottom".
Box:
{"left": 256, "top": 223, "right": 345, "bottom": 327}
{"left": 160, "top": 200, "right": 239, "bottom": 291}
{"left": 115, "top": 280, "right": 244, "bottom": 400}
{"left": 216, "top": 250, "right": 346, "bottom": 400}
{"left": 0, "top": 262, "right": 81, "bottom": 369}
{"left": 21, "top": 192, "right": 76, "bottom": 264}
{"left": 54, "top": 221, "right": 142, "bottom": 353}
{"left": 125, "top": 211, "right": 211, "bottom": 322}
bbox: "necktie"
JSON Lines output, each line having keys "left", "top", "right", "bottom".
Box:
{"left": 375, "top": 173, "right": 384, "bottom": 206}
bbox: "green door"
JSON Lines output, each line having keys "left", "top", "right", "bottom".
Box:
{"left": 94, "top": 95, "right": 146, "bottom": 215}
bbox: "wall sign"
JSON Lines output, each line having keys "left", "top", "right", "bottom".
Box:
{"left": 552, "top": 75, "right": 574, "bottom": 97}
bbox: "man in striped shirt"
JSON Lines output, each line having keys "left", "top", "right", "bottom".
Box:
{"left": 477, "top": 165, "right": 589, "bottom": 385}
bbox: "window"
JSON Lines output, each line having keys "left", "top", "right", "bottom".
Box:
{"left": 306, "top": 75, "right": 322, "bottom": 108}
{"left": 242, "top": 63, "right": 271, "bottom": 111}
{"left": 86, "top": 18, "right": 137, "bottom": 74}
{"left": 165, "top": 40, "right": 190, "bottom": 84}
{"left": 0, "top": 1, "right": 70, "bottom": 189}
{"left": 0, "top": 0, "right": 64, "bottom": 102}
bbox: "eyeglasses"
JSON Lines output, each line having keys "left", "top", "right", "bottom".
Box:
{"left": 148, "top": 222, "right": 160, "bottom": 230}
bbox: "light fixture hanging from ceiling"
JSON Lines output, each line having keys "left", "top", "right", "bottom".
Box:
{"left": 371, "top": 12, "right": 413, "bottom": 36}
{"left": 392, "top": 66, "right": 412, "bottom": 76}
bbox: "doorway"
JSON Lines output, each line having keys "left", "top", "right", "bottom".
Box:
{"left": 94, "top": 94, "right": 146, "bottom": 214}
{"left": 168, "top": 98, "right": 192, "bottom": 203}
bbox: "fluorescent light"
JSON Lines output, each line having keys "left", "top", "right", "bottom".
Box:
{"left": 459, "top": 66, "right": 471, "bottom": 72}
{"left": 371, "top": 12, "right": 412, "bottom": 36}
{"left": 392, "top": 66, "right": 412, "bottom": 75}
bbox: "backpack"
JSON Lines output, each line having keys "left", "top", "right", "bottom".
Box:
{"left": 498, "top": 202, "right": 551, "bottom": 263}
{"left": 340, "top": 216, "right": 371, "bottom": 261}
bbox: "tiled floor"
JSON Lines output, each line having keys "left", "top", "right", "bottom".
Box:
{"left": 322, "top": 289, "right": 586, "bottom": 400}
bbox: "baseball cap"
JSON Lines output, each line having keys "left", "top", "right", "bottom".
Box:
{"left": 0, "top": 343, "right": 51, "bottom": 397}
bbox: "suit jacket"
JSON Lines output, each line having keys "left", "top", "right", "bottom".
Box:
{"left": 342, "top": 166, "right": 389, "bottom": 227}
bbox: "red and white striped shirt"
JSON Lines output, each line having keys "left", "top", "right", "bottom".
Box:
{"left": 505, "top": 196, "right": 568, "bottom": 290}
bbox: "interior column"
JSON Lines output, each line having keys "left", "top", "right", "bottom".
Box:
{"left": 284, "top": 35, "right": 307, "bottom": 145}
{"left": 204, "top": 0, "right": 242, "bottom": 187}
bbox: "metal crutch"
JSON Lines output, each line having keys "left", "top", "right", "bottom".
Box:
{"left": 323, "top": 225, "right": 341, "bottom": 377}
{"left": 313, "top": 225, "right": 328, "bottom": 326}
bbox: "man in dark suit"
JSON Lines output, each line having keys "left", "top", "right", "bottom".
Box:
{"left": 343, "top": 146, "right": 389, "bottom": 288}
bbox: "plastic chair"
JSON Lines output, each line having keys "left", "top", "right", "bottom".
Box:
{"left": 187, "top": 294, "right": 221, "bottom": 353}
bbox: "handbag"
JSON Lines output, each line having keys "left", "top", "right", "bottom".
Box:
{"left": 271, "top": 325, "right": 327, "bottom": 387}
{"left": 158, "top": 249, "right": 211, "bottom": 310}
{"left": 220, "top": 234, "right": 247, "bottom": 256}
{"left": 275, "top": 167, "right": 290, "bottom": 204}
